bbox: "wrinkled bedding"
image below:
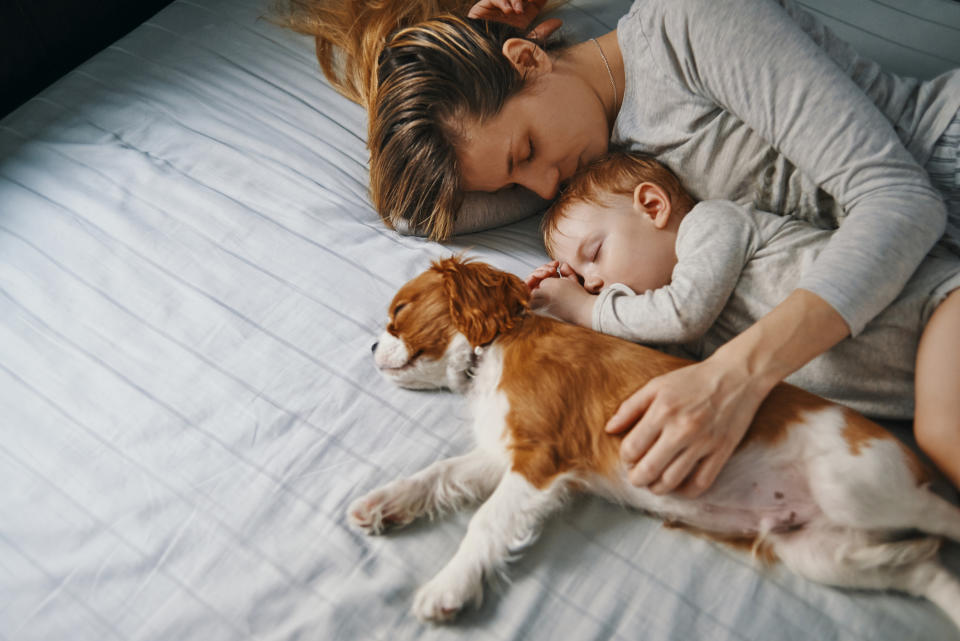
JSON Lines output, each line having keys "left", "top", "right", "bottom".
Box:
{"left": 2, "top": 0, "right": 960, "bottom": 639}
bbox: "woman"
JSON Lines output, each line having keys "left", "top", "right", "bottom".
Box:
{"left": 275, "top": 0, "right": 960, "bottom": 496}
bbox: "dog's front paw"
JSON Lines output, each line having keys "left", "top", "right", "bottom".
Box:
{"left": 412, "top": 569, "right": 483, "bottom": 623}
{"left": 347, "top": 481, "right": 422, "bottom": 535}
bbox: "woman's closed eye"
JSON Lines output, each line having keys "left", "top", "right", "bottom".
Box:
{"left": 507, "top": 137, "right": 533, "bottom": 182}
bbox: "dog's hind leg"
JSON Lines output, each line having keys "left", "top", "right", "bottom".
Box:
{"left": 804, "top": 417, "right": 960, "bottom": 542}
{"left": 412, "top": 471, "right": 569, "bottom": 622}
{"left": 348, "top": 449, "right": 505, "bottom": 535}
{"left": 772, "top": 524, "right": 960, "bottom": 631}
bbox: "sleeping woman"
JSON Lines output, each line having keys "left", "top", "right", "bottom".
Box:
{"left": 274, "top": 0, "right": 960, "bottom": 497}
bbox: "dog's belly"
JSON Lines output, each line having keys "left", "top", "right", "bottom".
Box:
{"left": 595, "top": 454, "right": 821, "bottom": 537}
{"left": 687, "top": 458, "right": 820, "bottom": 535}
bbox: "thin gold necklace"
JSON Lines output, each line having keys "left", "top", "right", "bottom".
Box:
{"left": 590, "top": 37, "right": 617, "bottom": 106}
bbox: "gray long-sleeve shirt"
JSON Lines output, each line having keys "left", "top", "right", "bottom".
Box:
{"left": 612, "top": 0, "right": 959, "bottom": 336}
{"left": 594, "top": 201, "right": 960, "bottom": 419}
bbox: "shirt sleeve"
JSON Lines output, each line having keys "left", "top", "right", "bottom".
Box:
{"left": 593, "top": 201, "right": 757, "bottom": 343}
{"left": 645, "top": 0, "right": 947, "bottom": 336}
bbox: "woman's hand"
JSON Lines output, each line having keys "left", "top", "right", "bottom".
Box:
{"left": 467, "top": 0, "right": 562, "bottom": 39}
{"left": 468, "top": 0, "right": 547, "bottom": 28}
{"left": 606, "top": 289, "right": 851, "bottom": 497}
{"left": 605, "top": 355, "right": 769, "bottom": 497}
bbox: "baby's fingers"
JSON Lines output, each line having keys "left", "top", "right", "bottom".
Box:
{"left": 525, "top": 261, "right": 559, "bottom": 289}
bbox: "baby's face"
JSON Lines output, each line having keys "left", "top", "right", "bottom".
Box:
{"left": 548, "top": 195, "right": 679, "bottom": 295}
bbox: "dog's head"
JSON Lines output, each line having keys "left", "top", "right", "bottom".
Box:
{"left": 372, "top": 256, "right": 529, "bottom": 391}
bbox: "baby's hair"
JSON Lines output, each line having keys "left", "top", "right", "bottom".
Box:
{"left": 541, "top": 149, "right": 696, "bottom": 257}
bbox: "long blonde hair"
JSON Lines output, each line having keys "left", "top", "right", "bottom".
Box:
{"left": 271, "top": 1, "right": 565, "bottom": 240}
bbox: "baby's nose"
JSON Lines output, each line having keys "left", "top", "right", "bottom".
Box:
{"left": 584, "top": 276, "right": 603, "bottom": 294}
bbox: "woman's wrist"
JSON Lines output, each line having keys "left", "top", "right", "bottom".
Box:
{"left": 709, "top": 288, "right": 851, "bottom": 395}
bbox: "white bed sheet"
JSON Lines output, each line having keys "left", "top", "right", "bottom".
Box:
{"left": 2, "top": 0, "right": 960, "bottom": 639}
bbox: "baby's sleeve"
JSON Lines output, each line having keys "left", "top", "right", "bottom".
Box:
{"left": 593, "top": 201, "right": 757, "bottom": 344}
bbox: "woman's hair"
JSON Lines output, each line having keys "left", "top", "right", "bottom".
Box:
{"left": 541, "top": 150, "right": 696, "bottom": 257}
{"left": 270, "top": 1, "right": 564, "bottom": 240}
{"left": 270, "top": 1, "right": 474, "bottom": 107}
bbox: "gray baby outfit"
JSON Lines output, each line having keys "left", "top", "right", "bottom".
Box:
{"left": 593, "top": 201, "right": 960, "bottom": 419}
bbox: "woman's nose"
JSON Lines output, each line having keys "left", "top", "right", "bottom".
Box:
{"left": 518, "top": 165, "right": 560, "bottom": 200}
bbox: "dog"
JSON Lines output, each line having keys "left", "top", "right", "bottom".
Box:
{"left": 349, "top": 256, "right": 960, "bottom": 626}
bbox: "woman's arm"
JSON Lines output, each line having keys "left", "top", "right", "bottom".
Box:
{"left": 649, "top": 0, "right": 946, "bottom": 334}
{"left": 612, "top": 0, "right": 947, "bottom": 494}
{"left": 608, "top": 289, "right": 849, "bottom": 495}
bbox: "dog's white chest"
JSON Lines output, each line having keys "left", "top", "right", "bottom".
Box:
{"left": 466, "top": 347, "right": 510, "bottom": 456}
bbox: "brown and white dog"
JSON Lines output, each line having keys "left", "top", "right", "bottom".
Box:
{"left": 350, "top": 256, "right": 960, "bottom": 626}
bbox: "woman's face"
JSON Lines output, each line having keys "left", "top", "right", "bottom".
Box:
{"left": 455, "top": 70, "right": 611, "bottom": 200}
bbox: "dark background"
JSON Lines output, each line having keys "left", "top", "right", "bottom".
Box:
{"left": 1, "top": 0, "right": 175, "bottom": 118}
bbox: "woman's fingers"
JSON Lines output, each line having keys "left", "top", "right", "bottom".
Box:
{"left": 624, "top": 423, "right": 676, "bottom": 488}
{"left": 468, "top": 0, "right": 552, "bottom": 31}
{"left": 675, "top": 441, "right": 737, "bottom": 498}
{"left": 467, "top": 0, "right": 514, "bottom": 17}
{"left": 527, "top": 17, "right": 562, "bottom": 40}
{"left": 605, "top": 382, "right": 655, "bottom": 435}
{"left": 647, "top": 447, "right": 703, "bottom": 494}
{"left": 622, "top": 392, "right": 703, "bottom": 489}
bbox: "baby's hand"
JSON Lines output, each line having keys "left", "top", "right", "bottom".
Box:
{"left": 528, "top": 264, "right": 595, "bottom": 327}
{"left": 525, "top": 260, "right": 561, "bottom": 291}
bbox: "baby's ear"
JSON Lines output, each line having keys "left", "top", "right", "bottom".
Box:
{"left": 633, "top": 182, "right": 672, "bottom": 228}
{"left": 433, "top": 256, "right": 530, "bottom": 347}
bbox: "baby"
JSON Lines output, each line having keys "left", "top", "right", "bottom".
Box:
{"left": 531, "top": 150, "right": 960, "bottom": 488}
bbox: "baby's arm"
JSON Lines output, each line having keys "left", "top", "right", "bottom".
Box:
{"left": 595, "top": 202, "right": 758, "bottom": 344}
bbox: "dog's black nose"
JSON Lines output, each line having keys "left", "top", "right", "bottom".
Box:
{"left": 371, "top": 341, "right": 378, "bottom": 353}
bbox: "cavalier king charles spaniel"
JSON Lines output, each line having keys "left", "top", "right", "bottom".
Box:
{"left": 350, "top": 256, "right": 960, "bottom": 626}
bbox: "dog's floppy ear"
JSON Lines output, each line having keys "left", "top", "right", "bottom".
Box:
{"left": 432, "top": 256, "right": 530, "bottom": 347}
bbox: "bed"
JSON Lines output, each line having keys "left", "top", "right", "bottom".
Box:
{"left": 2, "top": 0, "right": 960, "bottom": 639}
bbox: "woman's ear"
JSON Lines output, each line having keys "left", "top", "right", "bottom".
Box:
{"left": 502, "top": 38, "right": 552, "bottom": 77}
{"left": 633, "top": 182, "right": 673, "bottom": 229}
